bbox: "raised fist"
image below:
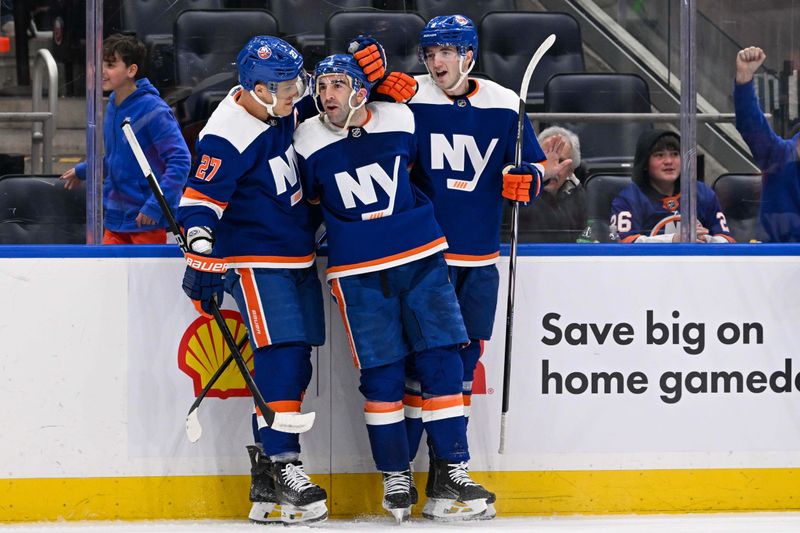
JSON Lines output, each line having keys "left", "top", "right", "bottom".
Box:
{"left": 736, "top": 46, "right": 766, "bottom": 85}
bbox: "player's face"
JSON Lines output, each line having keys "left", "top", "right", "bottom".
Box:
{"left": 648, "top": 148, "right": 681, "bottom": 189}
{"left": 317, "top": 74, "right": 363, "bottom": 127}
{"left": 262, "top": 79, "right": 299, "bottom": 117}
{"left": 423, "top": 45, "right": 471, "bottom": 92}
{"left": 101, "top": 52, "right": 135, "bottom": 92}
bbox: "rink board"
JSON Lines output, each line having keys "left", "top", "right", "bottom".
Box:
{"left": 3, "top": 244, "right": 800, "bottom": 520}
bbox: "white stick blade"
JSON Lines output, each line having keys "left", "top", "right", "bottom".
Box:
{"left": 186, "top": 409, "right": 202, "bottom": 443}
{"left": 271, "top": 411, "right": 316, "bottom": 434}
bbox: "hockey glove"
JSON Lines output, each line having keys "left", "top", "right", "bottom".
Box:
{"left": 373, "top": 71, "right": 418, "bottom": 103}
{"left": 347, "top": 35, "right": 386, "bottom": 83}
{"left": 182, "top": 226, "right": 225, "bottom": 318}
{"left": 502, "top": 162, "right": 544, "bottom": 203}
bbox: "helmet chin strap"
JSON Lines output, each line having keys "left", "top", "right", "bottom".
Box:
{"left": 426, "top": 54, "right": 475, "bottom": 94}
{"left": 320, "top": 86, "right": 366, "bottom": 135}
{"left": 249, "top": 89, "right": 291, "bottom": 118}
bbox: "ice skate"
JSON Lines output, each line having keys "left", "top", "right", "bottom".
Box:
{"left": 422, "top": 459, "right": 494, "bottom": 521}
{"left": 270, "top": 459, "right": 328, "bottom": 524}
{"left": 381, "top": 470, "right": 418, "bottom": 523}
{"left": 246, "top": 445, "right": 282, "bottom": 525}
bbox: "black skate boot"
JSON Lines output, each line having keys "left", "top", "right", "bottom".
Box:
{"left": 381, "top": 470, "right": 418, "bottom": 523}
{"left": 246, "top": 445, "right": 282, "bottom": 524}
{"left": 422, "top": 459, "right": 494, "bottom": 521}
{"left": 270, "top": 459, "right": 328, "bottom": 523}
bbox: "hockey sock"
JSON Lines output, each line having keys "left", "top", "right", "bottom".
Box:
{"left": 361, "top": 361, "right": 411, "bottom": 472}
{"left": 403, "top": 376, "right": 424, "bottom": 461}
{"left": 254, "top": 343, "right": 312, "bottom": 457}
{"left": 459, "top": 340, "right": 482, "bottom": 427}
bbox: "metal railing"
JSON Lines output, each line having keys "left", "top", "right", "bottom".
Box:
{"left": 0, "top": 48, "right": 58, "bottom": 174}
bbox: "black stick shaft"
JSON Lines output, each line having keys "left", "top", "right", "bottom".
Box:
{"left": 121, "top": 119, "right": 277, "bottom": 429}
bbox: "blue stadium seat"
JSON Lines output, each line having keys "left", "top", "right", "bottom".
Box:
{"left": 712, "top": 173, "right": 763, "bottom": 243}
{"left": 0, "top": 175, "right": 86, "bottom": 244}
{"left": 121, "top": 0, "right": 223, "bottom": 88}
{"left": 479, "top": 12, "right": 585, "bottom": 106}
{"left": 326, "top": 11, "right": 427, "bottom": 74}
{"left": 173, "top": 9, "right": 278, "bottom": 125}
{"left": 544, "top": 72, "right": 652, "bottom": 168}
{"left": 414, "top": 0, "right": 515, "bottom": 24}
{"left": 583, "top": 173, "right": 632, "bottom": 242}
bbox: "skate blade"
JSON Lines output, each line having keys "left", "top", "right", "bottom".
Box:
{"left": 249, "top": 501, "right": 328, "bottom": 525}
{"left": 422, "top": 497, "right": 488, "bottom": 521}
{"left": 385, "top": 506, "right": 411, "bottom": 523}
{"left": 248, "top": 502, "right": 283, "bottom": 524}
{"left": 281, "top": 500, "right": 328, "bottom": 524}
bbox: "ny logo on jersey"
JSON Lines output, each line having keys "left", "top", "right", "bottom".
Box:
{"left": 430, "top": 133, "right": 499, "bottom": 192}
{"left": 269, "top": 145, "right": 303, "bottom": 206}
{"left": 334, "top": 156, "right": 401, "bottom": 220}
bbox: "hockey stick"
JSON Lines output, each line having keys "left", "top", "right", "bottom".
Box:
{"left": 121, "top": 119, "right": 316, "bottom": 439}
{"left": 183, "top": 336, "right": 246, "bottom": 442}
{"left": 499, "top": 34, "right": 556, "bottom": 454}
{"left": 184, "top": 229, "right": 328, "bottom": 440}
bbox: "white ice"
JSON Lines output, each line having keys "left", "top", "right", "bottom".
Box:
{"left": 3, "top": 513, "right": 800, "bottom": 533}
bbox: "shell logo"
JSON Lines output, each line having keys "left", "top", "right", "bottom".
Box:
{"left": 177, "top": 310, "right": 254, "bottom": 399}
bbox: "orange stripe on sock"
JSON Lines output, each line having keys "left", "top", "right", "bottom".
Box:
{"left": 422, "top": 394, "right": 463, "bottom": 411}
{"left": 364, "top": 400, "right": 403, "bottom": 413}
{"left": 403, "top": 394, "right": 423, "bottom": 408}
{"left": 266, "top": 400, "right": 302, "bottom": 413}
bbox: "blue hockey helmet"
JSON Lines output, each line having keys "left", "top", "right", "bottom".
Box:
{"left": 237, "top": 36, "right": 304, "bottom": 92}
{"left": 418, "top": 14, "right": 478, "bottom": 63}
{"left": 313, "top": 53, "right": 372, "bottom": 98}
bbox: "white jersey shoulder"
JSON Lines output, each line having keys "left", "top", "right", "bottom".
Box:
{"left": 364, "top": 102, "right": 415, "bottom": 135}
{"left": 410, "top": 75, "right": 518, "bottom": 113}
{"left": 199, "top": 86, "right": 269, "bottom": 154}
{"left": 294, "top": 102, "right": 414, "bottom": 158}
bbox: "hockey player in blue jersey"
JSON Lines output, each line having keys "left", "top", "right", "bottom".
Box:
{"left": 391, "top": 15, "right": 548, "bottom": 518}
{"left": 177, "top": 36, "right": 328, "bottom": 525}
{"left": 610, "top": 129, "right": 735, "bottom": 243}
{"left": 294, "top": 53, "right": 495, "bottom": 522}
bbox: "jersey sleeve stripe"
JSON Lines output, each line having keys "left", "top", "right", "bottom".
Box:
{"left": 180, "top": 187, "right": 229, "bottom": 219}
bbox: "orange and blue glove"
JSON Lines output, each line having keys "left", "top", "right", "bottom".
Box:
{"left": 374, "top": 71, "right": 418, "bottom": 103}
{"left": 348, "top": 35, "right": 386, "bottom": 83}
{"left": 502, "top": 162, "right": 544, "bottom": 203}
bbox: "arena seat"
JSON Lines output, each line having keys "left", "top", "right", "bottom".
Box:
{"left": 583, "top": 173, "right": 632, "bottom": 242}
{"left": 414, "top": 0, "right": 515, "bottom": 24}
{"left": 544, "top": 72, "right": 652, "bottom": 169}
{"left": 121, "top": 0, "right": 222, "bottom": 89}
{"left": 326, "top": 11, "right": 427, "bottom": 74}
{"left": 269, "top": 0, "right": 371, "bottom": 68}
{"left": 712, "top": 173, "right": 763, "bottom": 243}
{"left": 479, "top": 12, "right": 584, "bottom": 107}
{"left": 173, "top": 9, "right": 278, "bottom": 125}
{"left": 0, "top": 175, "right": 86, "bottom": 244}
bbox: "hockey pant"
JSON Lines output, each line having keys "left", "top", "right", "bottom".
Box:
{"left": 405, "top": 339, "right": 482, "bottom": 461}
{"left": 360, "top": 346, "right": 469, "bottom": 472}
{"left": 250, "top": 342, "right": 313, "bottom": 458}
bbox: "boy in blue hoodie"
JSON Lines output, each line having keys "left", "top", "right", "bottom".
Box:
{"left": 60, "top": 33, "right": 190, "bottom": 244}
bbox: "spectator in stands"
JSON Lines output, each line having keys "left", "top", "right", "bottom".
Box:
{"left": 734, "top": 46, "right": 800, "bottom": 242}
{"left": 513, "top": 126, "right": 586, "bottom": 242}
{"left": 0, "top": 0, "right": 13, "bottom": 35}
{"left": 60, "top": 33, "right": 190, "bottom": 244}
{"left": 610, "top": 129, "right": 735, "bottom": 243}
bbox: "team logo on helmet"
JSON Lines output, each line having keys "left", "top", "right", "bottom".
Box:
{"left": 257, "top": 45, "right": 272, "bottom": 60}
{"left": 454, "top": 15, "right": 469, "bottom": 25}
